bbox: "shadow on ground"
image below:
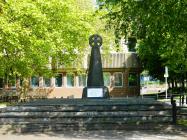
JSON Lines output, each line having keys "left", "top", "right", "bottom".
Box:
{"left": 1, "top": 127, "right": 187, "bottom": 140}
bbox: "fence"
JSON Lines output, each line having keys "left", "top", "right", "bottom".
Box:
{"left": 171, "top": 95, "right": 187, "bottom": 124}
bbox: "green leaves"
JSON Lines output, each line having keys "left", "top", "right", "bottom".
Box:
{"left": 0, "top": 0, "right": 94, "bottom": 79}
{"left": 99, "top": 0, "right": 187, "bottom": 81}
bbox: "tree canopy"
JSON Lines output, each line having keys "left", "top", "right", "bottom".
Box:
{"left": 0, "top": 0, "right": 95, "bottom": 80}
{"left": 99, "top": 0, "right": 187, "bottom": 87}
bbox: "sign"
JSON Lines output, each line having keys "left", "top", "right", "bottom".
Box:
{"left": 164, "top": 74, "right": 168, "bottom": 78}
{"left": 87, "top": 88, "right": 103, "bottom": 98}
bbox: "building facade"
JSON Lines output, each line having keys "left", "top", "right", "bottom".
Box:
{"left": 0, "top": 52, "right": 141, "bottom": 99}
{"left": 26, "top": 52, "right": 141, "bottom": 98}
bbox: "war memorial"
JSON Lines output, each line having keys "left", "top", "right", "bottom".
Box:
{"left": 82, "top": 34, "right": 109, "bottom": 99}
{"left": 0, "top": 35, "right": 177, "bottom": 133}
{"left": 0, "top": 1, "right": 187, "bottom": 139}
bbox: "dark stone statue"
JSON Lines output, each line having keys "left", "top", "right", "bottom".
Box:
{"left": 82, "top": 34, "right": 109, "bottom": 99}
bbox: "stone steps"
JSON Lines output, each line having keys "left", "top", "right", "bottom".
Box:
{"left": 0, "top": 105, "right": 171, "bottom": 112}
{"left": 0, "top": 123, "right": 170, "bottom": 133}
{"left": 0, "top": 98, "right": 173, "bottom": 132}
{"left": 0, "top": 116, "right": 172, "bottom": 124}
{"left": 0, "top": 110, "right": 172, "bottom": 117}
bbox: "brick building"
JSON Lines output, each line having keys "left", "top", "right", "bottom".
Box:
{"left": 0, "top": 51, "right": 141, "bottom": 98}
{"left": 27, "top": 52, "right": 141, "bottom": 98}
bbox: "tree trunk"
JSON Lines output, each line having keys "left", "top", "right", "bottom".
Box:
{"left": 171, "top": 78, "right": 174, "bottom": 89}
{"left": 182, "top": 78, "right": 185, "bottom": 89}
{"left": 20, "top": 78, "right": 30, "bottom": 100}
{"left": 174, "top": 79, "right": 178, "bottom": 88}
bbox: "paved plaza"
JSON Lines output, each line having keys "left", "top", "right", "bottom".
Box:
{"left": 1, "top": 126, "right": 187, "bottom": 140}
{"left": 0, "top": 130, "right": 187, "bottom": 140}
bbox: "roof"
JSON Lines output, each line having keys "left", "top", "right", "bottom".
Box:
{"left": 102, "top": 53, "right": 140, "bottom": 68}
{"left": 57, "top": 52, "right": 140, "bottom": 69}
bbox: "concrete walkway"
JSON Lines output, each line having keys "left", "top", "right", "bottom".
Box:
{"left": 1, "top": 127, "right": 187, "bottom": 140}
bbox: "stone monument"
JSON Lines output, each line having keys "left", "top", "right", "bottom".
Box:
{"left": 82, "top": 34, "right": 109, "bottom": 99}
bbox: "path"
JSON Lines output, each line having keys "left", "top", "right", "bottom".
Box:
{"left": 1, "top": 126, "right": 187, "bottom": 140}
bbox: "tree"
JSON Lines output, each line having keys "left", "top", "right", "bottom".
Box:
{"left": 0, "top": 0, "right": 94, "bottom": 85}
{"left": 0, "top": 0, "right": 101, "bottom": 99}
{"left": 98, "top": 0, "right": 187, "bottom": 88}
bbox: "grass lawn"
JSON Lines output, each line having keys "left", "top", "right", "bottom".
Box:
{"left": 0, "top": 102, "right": 7, "bottom": 108}
{"left": 178, "top": 120, "right": 187, "bottom": 127}
{"left": 157, "top": 99, "right": 171, "bottom": 102}
{"left": 0, "top": 102, "right": 17, "bottom": 108}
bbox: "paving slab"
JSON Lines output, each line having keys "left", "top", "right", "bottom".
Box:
{"left": 0, "top": 130, "right": 187, "bottom": 140}
{"left": 0, "top": 125, "right": 187, "bottom": 140}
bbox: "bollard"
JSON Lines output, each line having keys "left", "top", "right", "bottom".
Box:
{"left": 172, "top": 100, "right": 177, "bottom": 124}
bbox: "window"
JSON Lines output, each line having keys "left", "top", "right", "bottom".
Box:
{"left": 78, "top": 74, "right": 86, "bottom": 87}
{"left": 55, "top": 74, "right": 62, "bottom": 87}
{"left": 67, "top": 74, "right": 75, "bottom": 87}
{"left": 31, "top": 76, "right": 39, "bottom": 87}
{"left": 114, "top": 72, "right": 123, "bottom": 87}
{"left": 44, "top": 77, "right": 51, "bottom": 87}
{"left": 129, "top": 73, "right": 138, "bottom": 86}
{"left": 103, "top": 72, "right": 110, "bottom": 86}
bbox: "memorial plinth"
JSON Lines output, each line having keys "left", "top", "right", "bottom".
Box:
{"left": 82, "top": 34, "right": 109, "bottom": 99}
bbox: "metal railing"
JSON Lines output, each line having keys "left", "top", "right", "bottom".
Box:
{"left": 171, "top": 94, "right": 187, "bottom": 124}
